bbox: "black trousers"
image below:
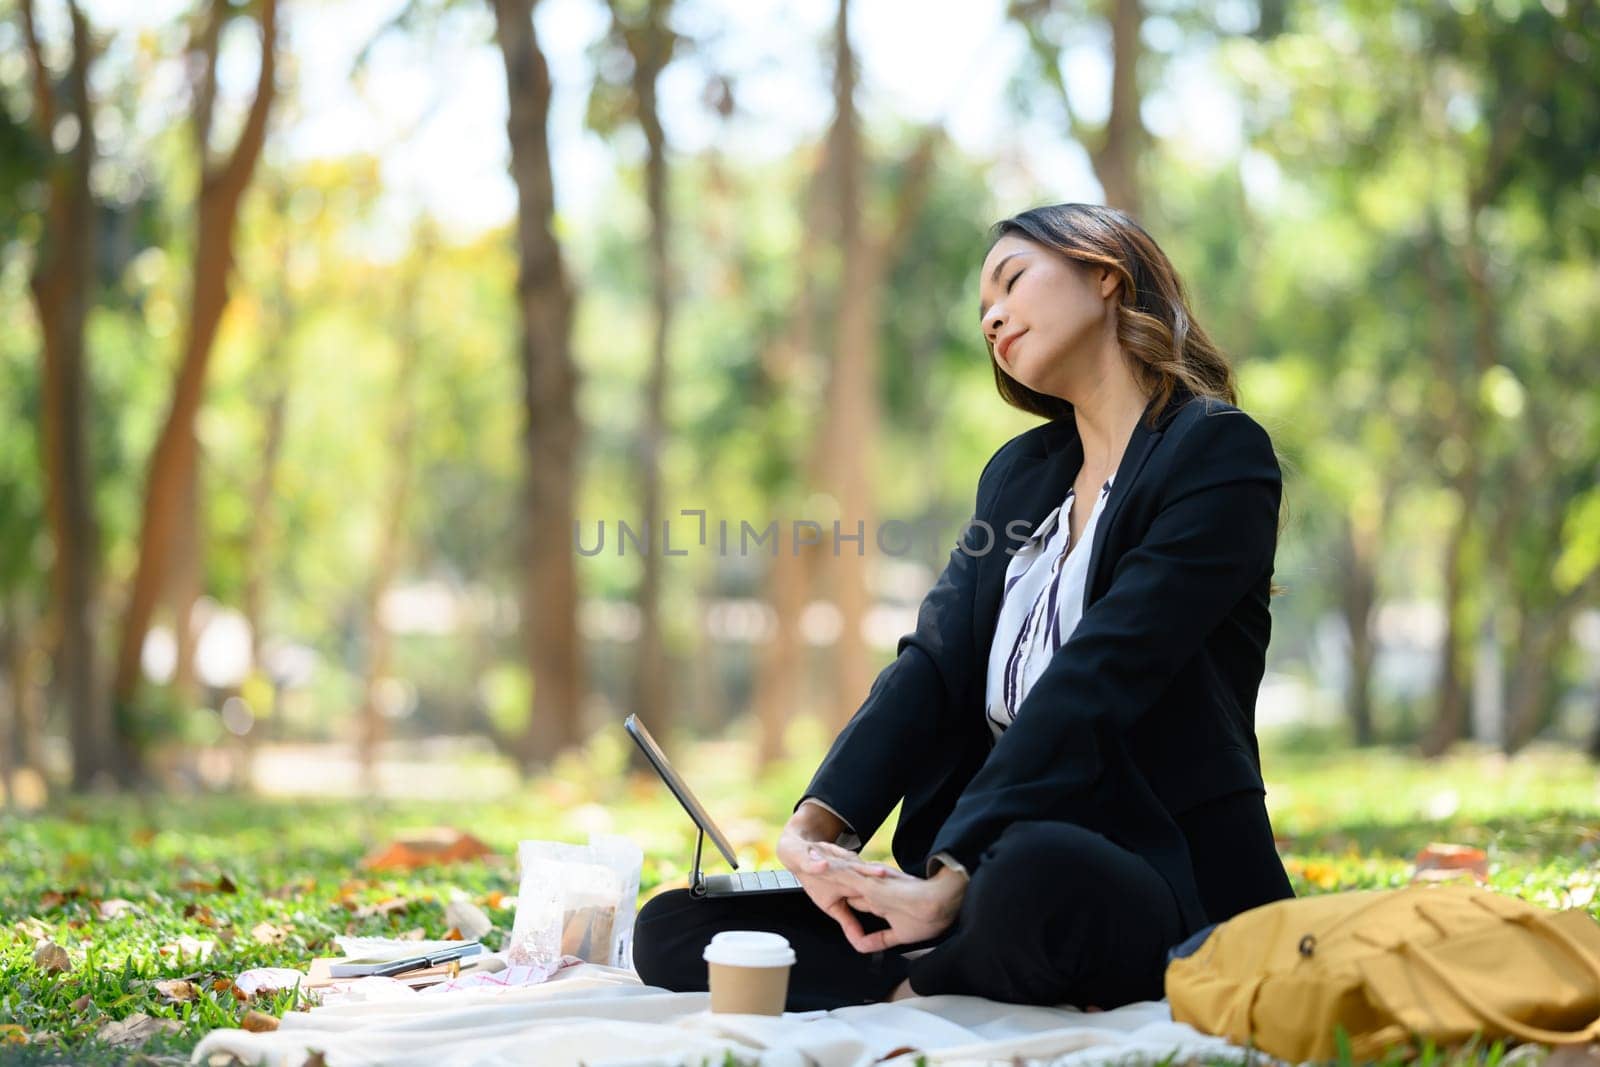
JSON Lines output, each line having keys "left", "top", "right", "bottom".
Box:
{"left": 631, "top": 789, "right": 1291, "bottom": 1012}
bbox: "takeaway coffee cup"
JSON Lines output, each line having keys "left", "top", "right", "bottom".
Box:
{"left": 702, "top": 931, "right": 796, "bottom": 1015}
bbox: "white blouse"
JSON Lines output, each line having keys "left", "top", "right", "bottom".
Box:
{"left": 983, "top": 471, "right": 1116, "bottom": 738}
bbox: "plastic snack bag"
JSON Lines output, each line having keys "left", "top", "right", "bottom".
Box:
{"left": 507, "top": 833, "right": 642, "bottom": 969}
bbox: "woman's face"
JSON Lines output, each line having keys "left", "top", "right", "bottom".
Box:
{"left": 977, "top": 234, "right": 1120, "bottom": 399}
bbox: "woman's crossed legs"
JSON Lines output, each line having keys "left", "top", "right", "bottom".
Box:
{"left": 632, "top": 820, "right": 1186, "bottom": 1011}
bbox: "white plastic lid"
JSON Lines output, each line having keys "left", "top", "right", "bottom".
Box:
{"left": 702, "top": 930, "right": 796, "bottom": 968}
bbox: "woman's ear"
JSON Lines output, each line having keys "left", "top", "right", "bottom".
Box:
{"left": 1098, "top": 267, "right": 1120, "bottom": 301}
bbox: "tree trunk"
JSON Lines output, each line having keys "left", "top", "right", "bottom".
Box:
{"left": 109, "top": 0, "right": 277, "bottom": 785}
{"left": 1338, "top": 503, "right": 1380, "bottom": 746}
{"left": 1093, "top": 0, "right": 1145, "bottom": 217}
{"left": 1012, "top": 0, "right": 1148, "bottom": 216}
{"left": 619, "top": 0, "right": 676, "bottom": 760}
{"left": 240, "top": 185, "right": 294, "bottom": 749}
{"left": 167, "top": 432, "right": 204, "bottom": 705}
{"left": 22, "top": 0, "right": 108, "bottom": 790}
{"left": 356, "top": 232, "right": 427, "bottom": 795}
{"left": 492, "top": 0, "right": 585, "bottom": 770}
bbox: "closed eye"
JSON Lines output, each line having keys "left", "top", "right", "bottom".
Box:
{"left": 1006, "top": 269, "right": 1022, "bottom": 292}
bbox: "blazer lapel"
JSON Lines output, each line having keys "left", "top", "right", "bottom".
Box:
{"left": 1083, "top": 391, "right": 1188, "bottom": 609}
{"left": 970, "top": 424, "right": 1081, "bottom": 663}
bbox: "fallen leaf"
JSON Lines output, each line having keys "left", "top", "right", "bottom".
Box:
{"left": 360, "top": 828, "right": 494, "bottom": 871}
{"left": 251, "top": 922, "right": 290, "bottom": 946}
{"left": 303, "top": 1052, "right": 329, "bottom": 1066}
{"left": 1414, "top": 842, "right": 1488, "bottom": 881}
{"left": 218, "top": 873, "right": 239, "bottom": 894}
{"left": 154, "top": 979, "right": 197, "bottom": 1003}
{"left": 14, "top": 916, "right": 51, "bottom": 941}
{"left": 444, "top": 896, "right": 493, "bottom": 941}
{"left": 97, "top": 1012, "right": 181, "bottom": 1047}
{"left": 239, "top": 1010, "right": 279, "bottom": 1033}
{"left": 352, "top": 897, "right": 411, "bottom": 918}
{"left": 33, "top": 941, "right": 72, "bottom": 973}
{"left": 443, "top": 926, "right": 462, "bottom": 940}
{"left": 38, "top": 887, "right": 85, "bottom": 910}
{"left": 97, "top": 898, "right": 140, "bottom": 920}
{"left": 216, "top": 925, "right": 237, "bottom": 945}
{"left": 396, "top": 927, "right": 426, "bottom": 940}
{"left": 211, "top": 977, "right": 232, "bottom": 992}
{"left": 159, "top": 935, "right": 215, "bottom": 962}
{"left": 71, "top": 994, "right": 91, "bottom": 1012}
{"left": 184, "top": 903, "right": 220, "bottom": 927}
{"left": 0, "top": 1023, "right": 27, "bottom": 1045}
{"left": 484, "top": 890, "right": 505, "bottom": 909}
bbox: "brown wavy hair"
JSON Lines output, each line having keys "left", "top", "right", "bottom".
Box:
{"left": 983, "top": 203, "right": 1236, "bottom": 427}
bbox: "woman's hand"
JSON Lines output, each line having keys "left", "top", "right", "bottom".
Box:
{"left": 774, "top": 825, "right": 876, "bottom": 940}
{"left": 824, "top": 860, "right": 966, "bottom": 954}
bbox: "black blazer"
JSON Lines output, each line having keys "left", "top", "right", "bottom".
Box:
{"left": 800, "top": 387, "right": 1282, "bottom": 935}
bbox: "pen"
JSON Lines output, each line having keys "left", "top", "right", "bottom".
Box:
{"left": 370, "top": 941, "right": 484, "bottom": 978}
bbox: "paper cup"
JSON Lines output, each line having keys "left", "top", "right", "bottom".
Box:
{"left": 702, "top": 931, "right": 795, "bottom": 1015}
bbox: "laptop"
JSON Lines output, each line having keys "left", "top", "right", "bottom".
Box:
{"left": 624, "top": 714, "right": 803, "bottom": 898}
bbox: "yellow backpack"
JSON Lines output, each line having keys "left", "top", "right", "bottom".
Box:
{"left": 1164, "top": 883, "right": 1600, "bottom": 1061}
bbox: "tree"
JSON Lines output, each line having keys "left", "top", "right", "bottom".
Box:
{"left": 19, "top": 0, "right": 108, "bottom": 788}
{"left": 1008, "top": 0, "right": 1149, "bottom": 216}
{"left": 109, "top": 0, "right": 278, "bottom": 783}
{"left": 491, "top": 0, "right": 585, "bottom": 769}
{"left": 590, "top": 0, "right": 683, "bottom": 756}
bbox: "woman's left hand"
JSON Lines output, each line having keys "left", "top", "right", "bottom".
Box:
{"left": 808, "top": 843, "right": 966, "bottom": 953}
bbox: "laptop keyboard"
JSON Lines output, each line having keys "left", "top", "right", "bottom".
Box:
{"left": 729, "top": 868, "right": 801, "bottom": 892}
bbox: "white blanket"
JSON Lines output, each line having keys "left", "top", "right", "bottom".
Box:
{"left": 190, "top": 964, "right": 1254, "bottom": 1067}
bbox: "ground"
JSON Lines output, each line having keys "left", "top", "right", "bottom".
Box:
{"left": 2, "top": 728, "right": 1597, "bottom": 1065}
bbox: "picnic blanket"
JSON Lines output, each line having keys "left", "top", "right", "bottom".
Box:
{"left": 190, "top": 962, "right": 1261, "bottom": 1067}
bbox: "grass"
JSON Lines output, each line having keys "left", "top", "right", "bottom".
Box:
{"left": 2, "top": 723, "right": 1597, "bottom": 1065}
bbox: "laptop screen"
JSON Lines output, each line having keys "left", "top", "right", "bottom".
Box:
{"left": 624, "top": 715, "right": 742, "bottom": 870}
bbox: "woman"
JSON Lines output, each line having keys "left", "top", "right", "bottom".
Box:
{"left": 632, "top": 203, "right": 1294, "bottom": 1011}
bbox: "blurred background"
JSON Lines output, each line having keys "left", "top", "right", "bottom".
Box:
{"left": 2, "top": 0, "right": 1598, "bottom": 807}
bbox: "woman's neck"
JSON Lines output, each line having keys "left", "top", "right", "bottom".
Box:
{"left": 1067, "top": 356, "right": 1150, "bottom": 483}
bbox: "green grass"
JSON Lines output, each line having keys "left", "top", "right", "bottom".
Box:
{"left": 2, "top": 726, "right": 1596, "bottom": 1065}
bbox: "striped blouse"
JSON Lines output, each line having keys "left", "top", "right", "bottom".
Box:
{"left": 983, "top": 471, "right": 1116, "bottom": 738}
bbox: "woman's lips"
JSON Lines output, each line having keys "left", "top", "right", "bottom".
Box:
{"left": 997, "top": 331, "right": 1024, "bottom": 361}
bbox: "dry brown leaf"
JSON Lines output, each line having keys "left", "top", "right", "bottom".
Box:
{"left": 0, "top": 1023, "right": 28, "bottom": 1045}
{"left": 38, "top": 887, "right": 85, "bottom": 910}
{"left": 352, "top": 897, "right": 411, "bottom": 918}
{"left": 70, "top": 994, "right": 91, "bottom": 1012}
{"left": 211, "top": 977, "right": 233, "bottom": 992}
{"left": 216, "top": 924, "right": 238, "bottom": 945}
{"left": 15, "top": 916, "right": 52, "bottom": 941}
{"left": 154, "top": 979, "right": 197, "bottom": 1003}
{"left": 1413, "top": 842, "right": 1488, "bottom": 881}
{"left": 239, "top": 1010, "right": 280, "bottom": 1033}
{"left": 97, "top": 898, "right": 139, "bottom": 920}
{"left": 360, "top": 828, "right": 494, "bottom": 871}
{"left": 158, "top": 934, "right": 215, "bottom": 962}
{"left": 98, "top": 1012, "right": 181, "bottom": 1048}
{"left": 33, "top": 941, "right": 71, "bottom": 973}
{"left": 218, "top": 873, "right": 239, "bottom": 894}
{"left": 184, "top": 903, "right": 219, "bottom": 927}
{"left": 252, "top": 922, "right": 290, "bottom": 945}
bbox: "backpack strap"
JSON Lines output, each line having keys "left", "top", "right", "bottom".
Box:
{"left": 1402, "top": 897, "right": 1600, "bottom": 1046}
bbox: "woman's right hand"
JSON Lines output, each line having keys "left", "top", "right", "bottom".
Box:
{"left": 777, "top": 802, "right": 873, "bottom": 945}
